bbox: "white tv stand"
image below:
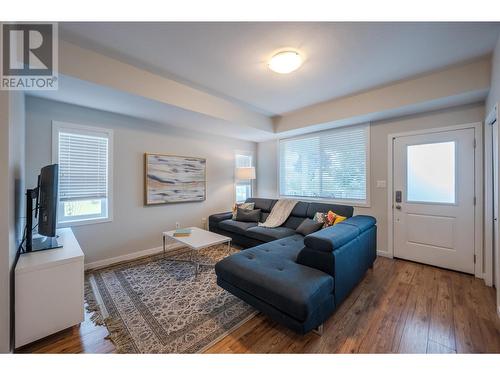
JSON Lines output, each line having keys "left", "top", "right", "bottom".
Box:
{"left": 15, "top": 228, "right": 84, "bottom": 349}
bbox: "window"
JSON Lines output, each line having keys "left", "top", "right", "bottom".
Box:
{"left": 407, "top": 141, "right": 456, "bottom": 204}
{"left": 279, "top": 124, "right": 369, "bottom": 205}
{"left": 52, "top": 122, "right": 113, "bottom": 226}
{"left": 235, "top": 152, "right": 253, "bottom": 203}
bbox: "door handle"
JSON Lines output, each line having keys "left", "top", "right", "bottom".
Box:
{"left": 395, "top": 190, "right": 402, "bottom": 203}
{"left": 395, "top": 205, "right": 402, "bottom": 210}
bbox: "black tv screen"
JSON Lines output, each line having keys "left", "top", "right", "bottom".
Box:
{"left": 38, "top": 164, "right": 58, "bottom": 237}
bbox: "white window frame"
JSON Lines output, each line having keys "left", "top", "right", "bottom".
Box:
{"left": 277, "top": 123, "right": 371, "bottom": 207}
{"left": 52, "top": 121, "right": 114, "bottom": 227}
{"left": 234, "top": 150, "right": 255, "bottom": 203}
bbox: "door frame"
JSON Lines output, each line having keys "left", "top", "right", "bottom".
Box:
{"left": 484, "top": 105, "right": 497, "bottom": 287}
{"left": 387, "top": 122, "right": 483, "bottom": 279}
{"left": 484, "top": 103, "right": 500, "bottom": 317}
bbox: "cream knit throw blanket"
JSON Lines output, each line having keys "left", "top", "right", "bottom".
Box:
{"left": 258, "top": 199, "right": 298, "bottom": 228}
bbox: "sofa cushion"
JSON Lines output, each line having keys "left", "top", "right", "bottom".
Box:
{"left": 340, "top": 215, "right": 376, "bottom": 232}
{"left": 303, "top": 215, "right": 372, "bottom": 252}
{"left": 245, "top": 198, "right": 277, "bottom": 213}
{"left": 282, "top": 216, "right": 307, "bottom": 230}
{"left": 209, "top": 212, "right": 233, "bottom": 224}
{"left": 290, "top": 201, "right": 309, "bottom": 218}
{"left": 218, "top": 219, "right": 258, "bottom": 235}
{"left": 283, "top": 202, "right": 309, "bottom": 230}
{"left": 215, "top": 235, "right": 334, "bottom": 321}
{"left": 245, "top": 226, "right": 296, "bottom": 242}
{"left": 306, "top": 202, "right": 354, "bottom": 219}
{"left": 235, "top": 208, "right": 261, "bottom": 222}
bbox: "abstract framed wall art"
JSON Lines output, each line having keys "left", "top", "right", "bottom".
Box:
{"left": 144, "top": 153, "right": 206, "bottom": 205}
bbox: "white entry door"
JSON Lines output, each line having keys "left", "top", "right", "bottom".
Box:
{"left": 393, "top": 128, "right": 476, "bottom": 273}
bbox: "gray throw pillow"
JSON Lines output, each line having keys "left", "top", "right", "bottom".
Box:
{"left": 235, "top": 208, "right": 261, "bottom": 222}
{"left": 232, "top": 202, "right": 255, "bottom": 219}
{"left": 296, "top": 218, "right": 324, "bottom": 236}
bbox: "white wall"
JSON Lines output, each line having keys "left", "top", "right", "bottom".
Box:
{"left": 0, "top": 91, "right": 10, "bottom": 353}
{"left": 486, "top": 34, "right": 500, "bottom": 114}
{"left": 257, "top": 141, "right": 278, "bottom": 199}
{"left": 0, "top": 91, "right": 25, "bottom": 353}
{"left": 25, "top": 96, "right": 256, "bottom": 265}
{"left": 274, "top": 58, "right": 490, "bottom": 134}
{"left": 8, "top": 92, "right": 25, "bottom": 354}
{"left": 257, "top": 103, "right": 485, "bottom": 254}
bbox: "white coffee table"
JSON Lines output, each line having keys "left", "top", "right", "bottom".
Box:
{"left": 162, "top": 227, "right": 232, "bottom": 276}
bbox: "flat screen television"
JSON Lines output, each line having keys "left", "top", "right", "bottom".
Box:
{"left": 25, "top": 164, "right": 62, "bottom": 253}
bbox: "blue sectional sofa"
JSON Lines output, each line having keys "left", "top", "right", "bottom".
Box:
{"left": 210, "top": 198, "right": 377, "bottom": 334}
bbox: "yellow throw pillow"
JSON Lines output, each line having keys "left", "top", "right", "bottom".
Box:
{"left": 327, "top": 210, "right": 346, "bottom": 226}
{"left": 334, "top": 215, "right": 346, "bottom": 225}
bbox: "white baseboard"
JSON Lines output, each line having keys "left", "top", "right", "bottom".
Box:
{"left": 481, "top": 273, "right": 491, "bottom": 285}
{"left": 377, "top": 250, "right": 393, "bottom": 258}
{"left": 84, "top": 242, "right": 183, "bottom": 271}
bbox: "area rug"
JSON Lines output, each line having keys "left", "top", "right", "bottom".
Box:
{"left": 85, "top": 244, "right": 256, "bottom": 353}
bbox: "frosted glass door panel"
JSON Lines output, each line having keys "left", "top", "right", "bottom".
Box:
{"left": 407, "top": 141, "right": 456, "bottom": 204}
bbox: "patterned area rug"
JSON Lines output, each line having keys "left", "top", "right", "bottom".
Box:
{"left": 85, "top": 245, "right": 255, "bottom": 353}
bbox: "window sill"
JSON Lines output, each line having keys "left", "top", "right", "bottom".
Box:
{"left": 278, "top": 196, "right": 371, "bottom": 208}
{"left": 58, "top": 217, "right": 112, "bottom": 228}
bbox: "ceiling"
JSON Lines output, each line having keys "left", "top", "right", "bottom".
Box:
{"left": 60, "top": 22, "right": 500, "bottom": 116}
{"left": 29, "top": 75, "right": 274, "bottom": 142}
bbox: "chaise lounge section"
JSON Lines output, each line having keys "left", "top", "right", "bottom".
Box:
{"left": 210, "top": 198, "right": 377, "bottom": 334}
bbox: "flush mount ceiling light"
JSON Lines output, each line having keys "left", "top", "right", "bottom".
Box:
{"left": 268, "top": 51, "right": 302, "bottom": 74}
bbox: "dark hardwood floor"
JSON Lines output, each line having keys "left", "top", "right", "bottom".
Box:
{"left": 17, "top": 257, "right": 500, "bottom": 354}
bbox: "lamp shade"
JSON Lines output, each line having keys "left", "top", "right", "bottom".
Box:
{"left": 235, "top": 167, "right": 256, "bottom": 180}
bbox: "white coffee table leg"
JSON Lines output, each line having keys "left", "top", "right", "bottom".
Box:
{"left": 192, "top": 248, "right": 199, "bottom": 277}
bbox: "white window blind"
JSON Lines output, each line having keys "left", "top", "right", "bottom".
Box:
{"left": 236, "top": 154, "right": 252, "bottom": 168}
{"left": 279, "top": 124, "right": 369, "bottom": 203}
{"left": 58, "top": 132, "right": 109, "bottom": 202}
{"left": 53, "top": 122, "right": 113, "bottom": 226}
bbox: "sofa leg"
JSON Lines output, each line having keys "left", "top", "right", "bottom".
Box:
{"left": 312, "top": 324, "right": 324, "bottom": 336}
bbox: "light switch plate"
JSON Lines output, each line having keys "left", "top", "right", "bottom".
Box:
{"left": 376, "top": 180, "right": 387, "bottom": 188}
